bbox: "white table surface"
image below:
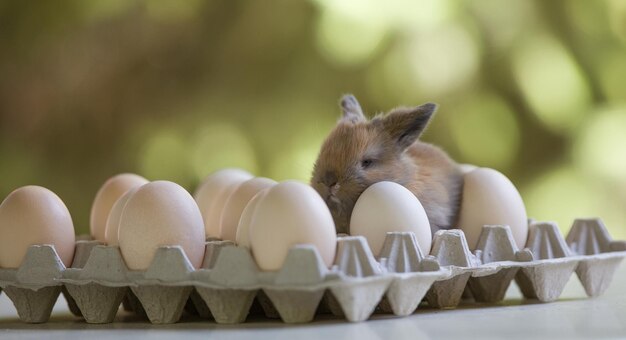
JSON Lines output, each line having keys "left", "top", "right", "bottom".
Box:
{"left": 1, "top": 262, "right": 625, "bottom": 340}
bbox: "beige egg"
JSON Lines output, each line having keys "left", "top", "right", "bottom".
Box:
{"left": 249, "top": 181, "right": 337, "bottom": 271}
{"left": 220, "top": 177, "right": 276, "bottom": 241}
{"left": 104, "top": 186, "right": 141, "bottom": 246}
{"left": 119, "top": 181, "right": 205, "bottom": 270}
{"left": 90, "top": 173, "right": 149, "bottom": 242}
{"left": 0, "top": 186, "right": 75, "bottom": 268}
{"left": 194, "top": 169, "right": 253, "bottom": 238}
{"left": 458, "top": 167, "right": 528, "bottom": 250}
{"left": 350, "top": 181, "right": 432, "bottom": 256}
{"left": 236, "top": 188, "right": 271, "bottom": 248}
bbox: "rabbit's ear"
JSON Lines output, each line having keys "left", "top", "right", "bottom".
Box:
{"left": 339, "top": 94, "right": 366, "bottom": 123}
{"left": 382, "top": 103, "right": 437, "bottom": 149}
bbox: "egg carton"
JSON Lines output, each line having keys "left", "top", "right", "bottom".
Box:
{"left": 0, "top": 218, "right": 624, "bottom": 324}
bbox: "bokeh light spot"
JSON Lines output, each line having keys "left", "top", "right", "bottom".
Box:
{"left": 140, "top": 130, "right": 192, "bottom": 187}
{"left": 405, "top": 24, "right": 480, "bottom": 96}
{"left": 523, "top": 167, "right": 613, "bottom": 236}
{"left": 512, "top": 34, "right": 592, "bottom": 133}
{"left": 312, "top": 0, "right": 457, "bottom": 68}
{"left": 312, "top": 0, "right": 454, "bottom": 31}
{"left": 270, "top": 145, "right": 321, "bottom": 183}
{"left": 574, "top": 106, "right": 626, "bottom": 182}
{"left": 315, "top": 9, "right": 388, "bottom": 67}
{"left": 369, "top": 23, "right": 480, "bottom": 101}
{"left": 268, "top": 128, "right": 327, "bottom": 182}
{"left": 448, "top": 92, "right": 520, "bottom": 169}
{"left": 365, "top": 45, "right": 416, "bottom": 104}
{"left": 191, "top": 123, "right": 258, "bottom": 181}
{"left": 379, "top": 0, "right": 454, "bottom": 31}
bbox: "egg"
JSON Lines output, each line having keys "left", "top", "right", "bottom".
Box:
{"left": 350, "top": 181, "right": 432, "bottom": 256}
{"left": 236, "top": 188, "right": 270, "bottom": 248}
{"left": 0, "top": 186, "right": 75, "bottom": 268}
{"left": 90, "top": 173, "right": 149, "bottom": 242}
{"left": 194, "top": 169, "right": 253, "bottom": 238}
{"left": 219, "top": 177, "right": 276, "bottom": 241}
{"left": 459, "top": 163, "right": 478, "bottom": 174}
{"left": 119, "top": 181, "right": 205, "bottom": 270}
{"left": 104, "top": 186, "right": 141, "bottom": 246}
{"left": 249, "top": 181, "right": 337, "bottom": 271}
{"left": 458, "top": 167, "right": 528, "bottom": 250}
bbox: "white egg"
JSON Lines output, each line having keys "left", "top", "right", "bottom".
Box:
{"left": 236, "top": 188, "right": 270, "bottom": 248}
{"left": 119, "top": 181, "right": 206, "bottom": 270}
{"left": 194, "top": 169, "right": 253, "bottom": 238}
{"left": 459, "top": 163, "right": 478, "bottom": 174}
{"left": 249, "top": 181, "right": 337, "bottom": 271}
{"left": 220, "top": 177, "right": 276, "bottom": 241}
{"left": 350, "top": 181, "right": 432, "bottom": 256}
{"left": 0, "top": 186, "right": 75, "bottom": 268}
{"left": 90, "top": 173, "right": 149, "bottom": 242}
{"left": 458, "top": 167, "right": 528, "bottom": 250}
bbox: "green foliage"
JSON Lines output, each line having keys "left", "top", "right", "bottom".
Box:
{"left": 0, "top": 0, "right": 625, "bottom": 236}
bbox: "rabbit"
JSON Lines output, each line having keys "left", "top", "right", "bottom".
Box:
{"left": 311, "top": 94, "right": 464, "bottom": 235}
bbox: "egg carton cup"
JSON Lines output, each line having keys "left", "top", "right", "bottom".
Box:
{"left": 565, "top": 219, "right": 626, "bottom": 297}
{"left": 0, "top": 218, "right": 624, "bottom": 324}
{"left": 0, "top": 245, "right": 68, "bottom": 323}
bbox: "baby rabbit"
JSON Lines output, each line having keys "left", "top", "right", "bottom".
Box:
{"left": 311, "top": 94, "right": 464, "bottom": 235}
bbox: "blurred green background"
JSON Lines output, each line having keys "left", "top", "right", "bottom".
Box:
{"left": 0, "top": 0, "right": 625, "bottom": 237}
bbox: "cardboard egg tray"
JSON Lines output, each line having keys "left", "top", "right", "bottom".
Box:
{"left": 0, "top": 218, "right": 624, "bottom": 324}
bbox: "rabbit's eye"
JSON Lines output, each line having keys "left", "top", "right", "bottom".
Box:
{"left": 361, "top": 159, "right": 375, "bottom": 168}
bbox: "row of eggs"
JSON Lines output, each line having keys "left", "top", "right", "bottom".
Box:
{"left": 0, "top": 166, "right": 529, "bottom": 272}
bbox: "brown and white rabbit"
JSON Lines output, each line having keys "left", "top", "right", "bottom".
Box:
{"left": 311, "top": 94, "right": 464, "bottom": 235}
